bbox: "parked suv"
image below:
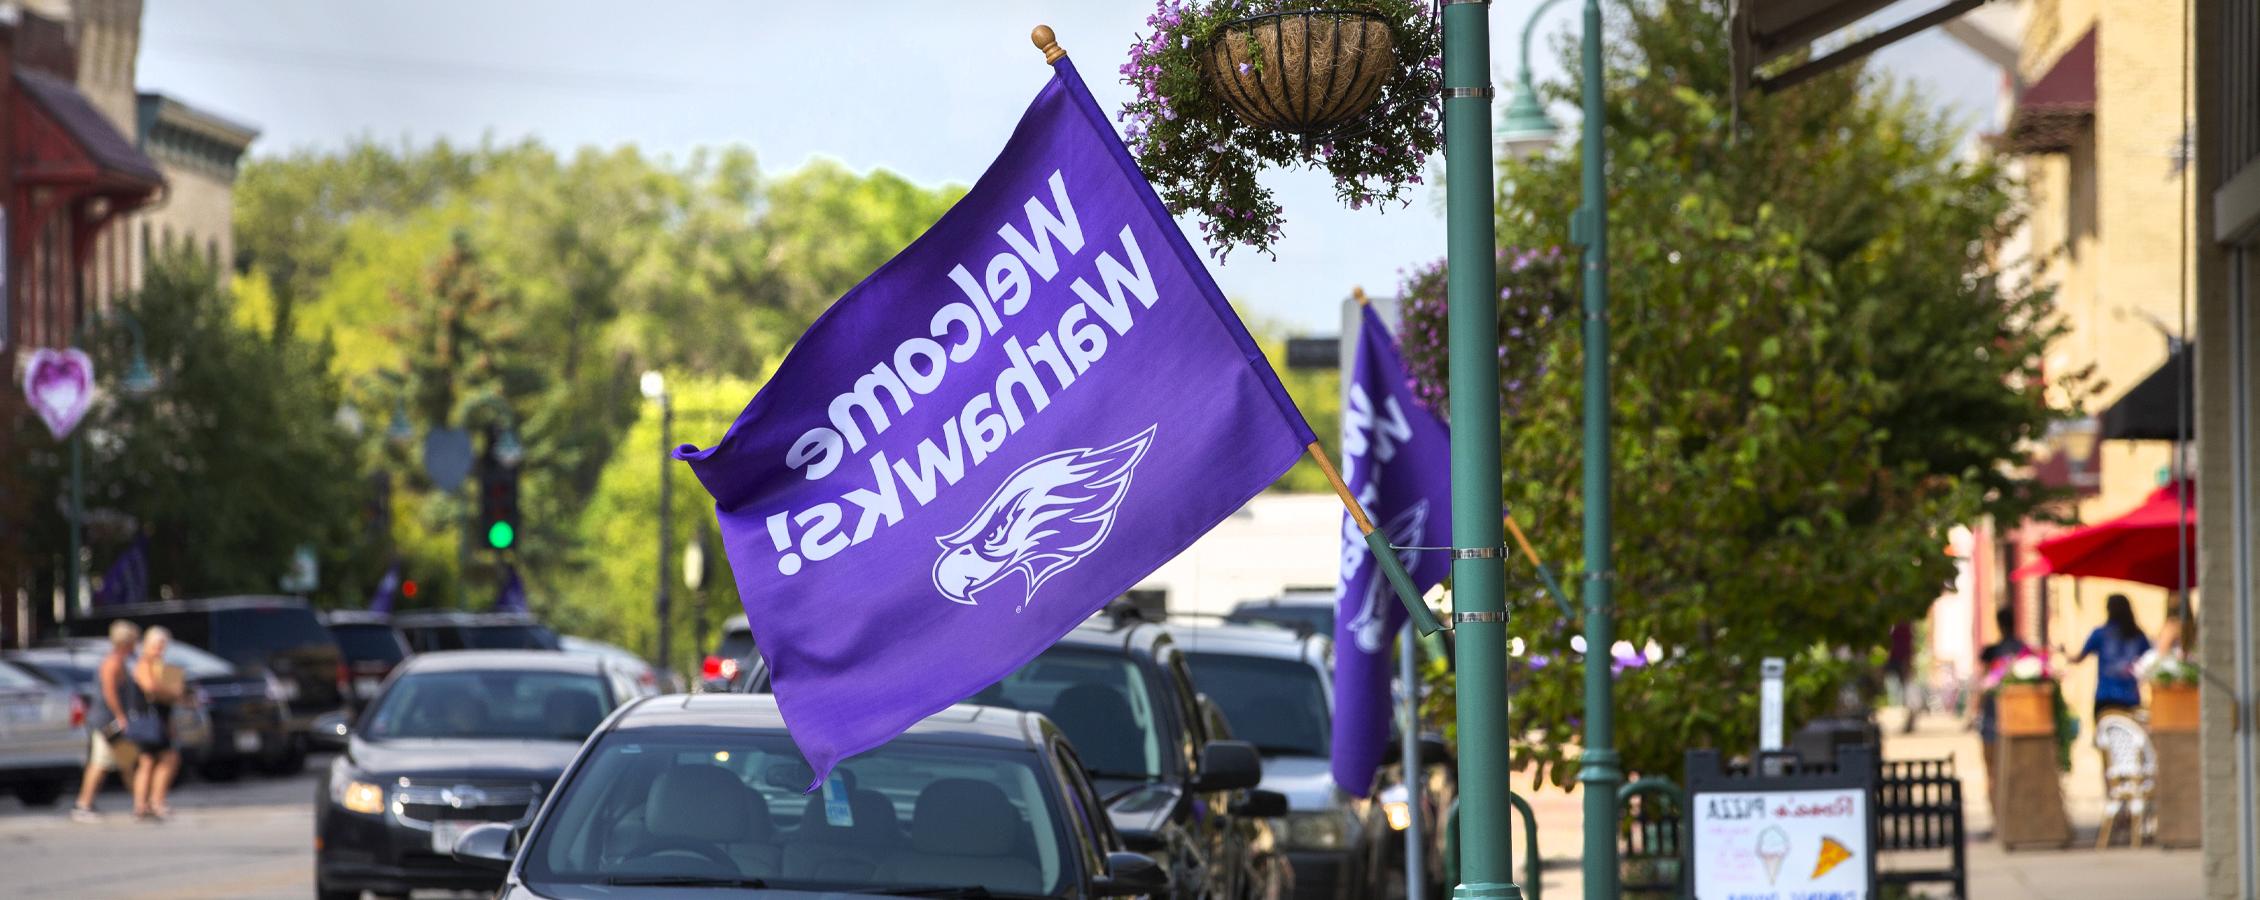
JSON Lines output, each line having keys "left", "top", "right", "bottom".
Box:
{"left": 68, "top": 596, "right": 345, "bottom": 773}
{"left": 321, "top": 610, "right": 411, "bottom": 710}
{"left": 744, "top": 603, "right": 1288, "bottom": 899}
{"left": 1169, "top": 618, "right": 1453, "bottom": 900}
{"left": 391, "top": 611, "right": 560, "bottom": 653}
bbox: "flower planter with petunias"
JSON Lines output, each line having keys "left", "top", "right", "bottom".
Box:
{"left": 1119, "top": 0, "right": 1442, "bottom": 258}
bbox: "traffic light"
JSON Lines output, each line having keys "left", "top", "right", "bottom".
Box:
{"left": 477, "top": 449, "right": 520, "bottom": 551}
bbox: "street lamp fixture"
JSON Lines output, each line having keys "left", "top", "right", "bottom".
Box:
{"left": 1496, "top": 0, "right": 1568, "bottom": 159}
{"left": 492, "top": 426, "right": 525, "bottom": 469}
{"left": 114, "top": 311, "right": 159, "bottom": 397}
{"left": 639, "top": 369, "right": 667, "bottom": 402}
{"left": 386, "top": 398, "right": 415, "bottom": 446}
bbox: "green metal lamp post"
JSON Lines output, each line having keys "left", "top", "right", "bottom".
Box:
{"left": 63, "top": 312, "right": 160, "bottom": 620}
{"left": 1440, "top": 2, "right": 1518, "bottom": 898}
{"left": 1490, "top": 0, "right": 1622, "bottom": 895}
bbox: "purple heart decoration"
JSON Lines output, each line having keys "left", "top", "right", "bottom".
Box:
{"left": 23, "top": 347, "right": 94, "bottom": 440}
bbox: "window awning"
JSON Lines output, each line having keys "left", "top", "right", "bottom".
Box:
{"left": 1731, "top": 0, "right": 1995, "bottom": 96}
{"left": 12, "top": 67, "right": 163, "bottom": 194}
{"left": 2002, "top": 27, "right": 2096, "bottom": 154}
{"left": 2100, "top": 342, "right": 2193, "bottom": 442}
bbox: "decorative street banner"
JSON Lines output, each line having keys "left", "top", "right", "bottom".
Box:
{"left": 678, "top": 58, "right": 1316, "bottom": 783}
{"left": 1331, "top": 305, "right": 1452, "bottom": 796}
{"left": 23, "top": 347, "right": 94, "bottom": 440}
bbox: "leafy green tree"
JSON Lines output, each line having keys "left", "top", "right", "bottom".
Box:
{"left": 233, "top": 141, "right": 964, "bottom": 633}
{"left": 556, "top": 374, "right": 761, "bottom": 670}
{"left": 16, "top": 255, "right": 375, "bottom": 599}
{"left": 1398, "top": 0, "right": 2077, "bottom": 783}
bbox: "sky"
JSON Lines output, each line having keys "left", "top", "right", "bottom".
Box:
{"left": 137, "top": 0, "right": 2005, "bottom": 335}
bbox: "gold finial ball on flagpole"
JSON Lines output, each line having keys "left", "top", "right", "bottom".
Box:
{"left": 1032, "top": 25, "right": 1066, "bottom": 64}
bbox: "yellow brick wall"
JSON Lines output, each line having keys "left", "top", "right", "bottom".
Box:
{"left": 2014, "top": 0, "right": 2195, "bottom": 737}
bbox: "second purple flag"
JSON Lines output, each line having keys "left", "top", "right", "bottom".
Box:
{"left": 677, "top": 58, "right": 1316, "bottom": 785}
{"left": 1330, "top": 304, "right": 1453, "bottom": 797}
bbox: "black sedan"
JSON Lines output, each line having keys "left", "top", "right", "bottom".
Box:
{"left": 316, "top": 650, "right": 635, "bottom": 900}
{"left": 452, "top": 692, "right": 1168, "bottom": 898}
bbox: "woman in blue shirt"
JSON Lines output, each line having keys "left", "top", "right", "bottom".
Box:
{"left": 2069, "top": 593, "right": 2153, "bottom": 718}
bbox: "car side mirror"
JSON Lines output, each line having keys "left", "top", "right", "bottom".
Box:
{"left": 451, "top": 822, "right": 517, "bottom": 871}
{"left": 1093, "top": 850, "right": 1170, "bottom": 896}
{"left": 1233, "top": 788, "right": 1289, "bottom": 818}
{"left": 1193, "top": 739, "right": 1263, "bottom": 792}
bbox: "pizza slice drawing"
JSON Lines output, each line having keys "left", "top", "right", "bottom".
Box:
{"left": 1811, "top": 835, "right": 1853, "bottom": 879}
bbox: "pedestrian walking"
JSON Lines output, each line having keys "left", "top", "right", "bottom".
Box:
{"left": 1976, "top": 606, "right": 2027, "bottom": 815}
{"left": 125, "top": 625, "right": 184, "bottom": 821}
{"left": 69, "top": 620, "right": 141, "bottom": 822}
{"left": 2067, "top": 593, "right": 2153, "bottom": 720}
{"left": 1886, "top": 621, "right": 1918, "bottom": 732}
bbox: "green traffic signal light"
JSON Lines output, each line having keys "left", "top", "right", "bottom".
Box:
{"left": 487, "top": 520, "right": 516, "bottom": 550}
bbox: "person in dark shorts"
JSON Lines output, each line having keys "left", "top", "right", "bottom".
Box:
{"left": 126, "top": 626, "right": 183, "bottom": 821}
{"left": 71, "top": 620, "right": 141, "bottom": 822}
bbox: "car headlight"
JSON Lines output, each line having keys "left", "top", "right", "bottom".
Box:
{"left": 1279, "top": 812, "right": 1349, "bottom": 850}
{"left": 329, "top": 765, "right": 386, "bottom": 816}
{"left": 1383, "top": 800, "right": 1413, "bottom": 831}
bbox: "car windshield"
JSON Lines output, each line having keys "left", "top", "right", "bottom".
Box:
{"left": 0, "top": 660, "right": 46, "bottom": 690}
{"left": 1227, "top": 603, "right": 1334, "bottom": 636}
{"left": 522, "top": 729, "right": 1070, "bottom": 897}
{"left": 717, "top": 629, "right": 756, "bottom": 662}
{"left": 328, "top": 624, "right": 406, "bottom": 664}
{"left": 1185, "top": 652, "right": 1330, "bottom": 757}
{"left": 968, "top": 647, "right": 1167, "bottom": 781}
{"left": 462, "top": 624, "right": 560, "bottom": 650}
{"left": 208, "top": 607, "right": 334, "bottom": 667}
{"left": 359, "top": 669, "right": 610, "bottom": 741}
{"left": 162, "top": 642, "right": 237, "bottom": 679}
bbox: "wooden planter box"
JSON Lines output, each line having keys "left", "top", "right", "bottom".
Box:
{"left": 2151, "top": 682, "right": 2200, "bottom": 733}
{"left": 1999, "top": 683, "right": 2058, "bottom": 736}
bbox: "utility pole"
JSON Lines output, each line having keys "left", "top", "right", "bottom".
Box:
{"left": 1440, "top": 1, "right": 1519, "bottom": 897}
{"left": 1572, "top": 0, "right": 1623, "bottom": 892}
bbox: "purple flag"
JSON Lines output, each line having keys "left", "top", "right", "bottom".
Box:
{"left": 493, "top": 564, "right": 527, "bottom": 613}
{"left": 92, "top": 536, "right": 148, "bottom": 607}
{"left": 369, "top": 561, "right": 401, "bottom": 615}
{"left": 677, "top": 59, "right": 1314, "bottom": 784}
{"left": 1331, "top": 305, "right": 1452, "bottom": 796}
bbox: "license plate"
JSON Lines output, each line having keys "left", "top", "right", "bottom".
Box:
{"left": 234, "top": 731, "right": 261, "bottom": 754}
{"left": 3, "top": 703, "right": 38, "bottom": 723}
{"left": 353, "top": 676, "right": 382, "bottom": 698}
{"left": 431, "top": 819, "right": 476, "bottom": 854}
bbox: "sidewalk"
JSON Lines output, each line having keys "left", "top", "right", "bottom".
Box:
{"left": 1487, "top": 706, "right": 2202, "bottom": 899}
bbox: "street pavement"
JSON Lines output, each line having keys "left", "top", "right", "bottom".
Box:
{"left": 0, "top": 756, "right": 327, "bottom": 899}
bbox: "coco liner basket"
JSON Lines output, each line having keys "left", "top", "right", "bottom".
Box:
{"left": 1202, "top": 9, "right": 1396, "bottom": 137}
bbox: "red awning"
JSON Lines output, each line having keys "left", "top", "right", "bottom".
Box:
{"left": 2004, "top": 28, "right": 2096, "bottom": 154}
{"left": 2014, "top": 480, "right": 2196, "bottom": 589}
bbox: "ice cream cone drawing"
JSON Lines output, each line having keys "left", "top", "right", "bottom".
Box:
{"left": 1756, "top": 826, "right": 1790, "bottom": 884}
{"left": 1812, "top": 835, "right": 1853, "bottom": 878}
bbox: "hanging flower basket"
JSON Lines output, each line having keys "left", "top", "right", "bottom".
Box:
{"left": 1120, "top": 0, "right": 1442, "bottom": 259}
{"left": 1202, "top": 10, "right": 1396, "bottom": 137}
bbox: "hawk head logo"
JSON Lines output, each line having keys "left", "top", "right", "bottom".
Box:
{"left": 1344, "top": 499, "right": 1429, "bottom": 653}
{"left": 933, "top": 426, "right": 1156, "bottom": 611}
